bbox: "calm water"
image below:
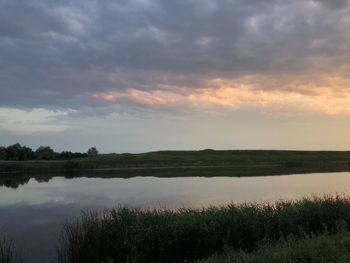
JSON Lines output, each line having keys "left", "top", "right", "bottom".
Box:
{"left": 1, "top": 172, "right": 350, "bottom": 262}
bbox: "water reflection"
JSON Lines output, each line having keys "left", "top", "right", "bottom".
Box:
{"left": 1, "top": 172, "right": 350, "bottom": 262}
{"left": 0, "top": 177, "right": 30, "bottom": 189}
{"left": 0, "top": 203, "right": 100, "bottom": 263}
{"left": 2, "top": 173, "right": 350, "bottom": 207}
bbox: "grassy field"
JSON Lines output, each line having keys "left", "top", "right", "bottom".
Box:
{"left": 1, "top": 150, "right": 350, "bottom": 178}
{"left": 200, "top": 230, "right": 350, "bottom": 263}
{"left": 57, "top": 195, "right": 350, "bottom": 263}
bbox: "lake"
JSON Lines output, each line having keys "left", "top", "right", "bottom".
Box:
{"left": 1, "top": 172, "right": 350, "bottom": 262}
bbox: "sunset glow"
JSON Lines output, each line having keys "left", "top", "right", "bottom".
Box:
{"left": 91, "top": 72, "right": 350, "bottom": 115}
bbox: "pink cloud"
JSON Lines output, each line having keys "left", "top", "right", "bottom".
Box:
{"left": 90, "top": 70, "right": 350, "bottom": 115}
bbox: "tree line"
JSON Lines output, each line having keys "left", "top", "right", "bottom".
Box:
{"left": 0, "top": 143, "right": 98, "bottom": 161}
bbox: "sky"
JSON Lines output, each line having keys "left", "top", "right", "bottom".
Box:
{"left": 1, "top": 0, "right": 350, "bottom": 153}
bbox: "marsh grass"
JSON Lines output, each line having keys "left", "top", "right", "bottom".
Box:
{"left": 0, "top": 238, "right": 13, "bottom": 263}
{"left": 58, "top": 195, "right": 350, "bottom": 263}
{"left": 200, "top": 230, "right": 350, "bottom": 263}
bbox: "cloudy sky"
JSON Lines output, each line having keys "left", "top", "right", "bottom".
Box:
{"left": 1, "top": 0, "right": 350, "bottom": 152}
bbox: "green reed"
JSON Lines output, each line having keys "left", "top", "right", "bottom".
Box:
{"left": 58, "top": 194, "right": 350, "bottom": 263}
{"left": 0, "top": 238, "right": 13, "bottom": 263}
{"left": 200, "top": 230, "right": 350, "bottom": 263}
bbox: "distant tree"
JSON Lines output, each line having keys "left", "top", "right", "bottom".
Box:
{"left": 58, "top": 151, "right": 73, "bottom": 159}
{"left": 73, "top": 152, "right": 88, "bottom": 158}
{"left": 0, "top": 146, "right": 6, "bottom": 160}
{"left": 5, "top": 143, "right": 22, "bottom": 160}
{"left": 35, "top": 146, "right": 56, "bottom": 160}
{"left": 5, "top": 143, "right": 34, "bottom": 160}
{"left": 58, "top": 151, "right": 88, "bottom": 159}
{"left": 0, "top": 144, "right": 91, "bottom": 161}
{"left": 87, "top": 147, "right": 98, "bottom": 157}
{"left": 21, "top": 145, "right": 34, "bottom": 160}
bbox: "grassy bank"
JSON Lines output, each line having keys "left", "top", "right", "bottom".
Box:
{"left": 58, "top": 195, "right": 350, "bottom": 263}
{"left": 200, "top": 230, "right": 350, "bottom": 263}
{"left": 1, "top": 150, "right": 350, "bottom": 177}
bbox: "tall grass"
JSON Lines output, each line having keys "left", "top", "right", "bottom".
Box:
{"left": 0, "top": 238, "right": 13, "bottom": 263}
{"left": 200, "top": 231, "right": 350, "bottom": 263}
{"left": 58, "top": 195, "right": 350, "bottom": 263}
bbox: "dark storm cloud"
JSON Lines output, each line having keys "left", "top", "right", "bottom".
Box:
{"left": 0, "top": 0, "right": 349, "bottom": 109}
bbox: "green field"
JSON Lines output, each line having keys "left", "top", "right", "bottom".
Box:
{"left": 1, "top": 150, "right": 350, "bottom": 179}
{"left": 1, "top": 150, "right": 350, "bottom": 189}
{"left": 57, "top": 195, "right": 350, "bottom": 263}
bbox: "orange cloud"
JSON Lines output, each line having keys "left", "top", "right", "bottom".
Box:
{"left": 91, "top": 70, "right": 350, "bottom": 115}
{"left": 91, "top": 89, "right": 182, "bottom": 106}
